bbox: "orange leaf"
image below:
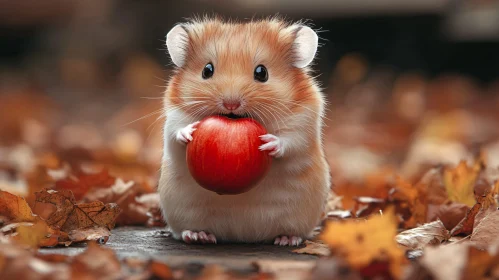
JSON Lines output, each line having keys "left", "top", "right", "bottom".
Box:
{"left": 0, "top": 190, "right": 36, "bottom": 223}
{"left": 320, "top": 207, "right": 405, "bottom": 279}
{"left": 443, "top": 160, "right": 482, "bottom": 207}
{"left": 55, "top": 168, "right": 115, "bottom": 200}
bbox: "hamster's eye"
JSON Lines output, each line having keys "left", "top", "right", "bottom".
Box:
{"left": 254, "top": 65, "right": 268, "bottom": 82}
{"left": 202, "top": 63, "right": 214, "bottom": 79}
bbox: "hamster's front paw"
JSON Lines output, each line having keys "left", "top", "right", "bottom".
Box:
{"left": 259, "top": 134, "right": 284, "bottom": 158}
{"left": 274, "top": 235, "right": 303, "bottom": 246}
{"left": 181, "top": 230, "right": 217, "bottom": 244}
{"left": 176, "top": 121, "right": 200, "bottom": 144}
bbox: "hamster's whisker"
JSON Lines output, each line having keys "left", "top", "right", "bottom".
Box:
{"left": 255, "top": 103, "right": 282, "bottom": 132}
{"left": 254, "top": 106, "right": 280, "bottom": 132}
{"left": 120, "top": 108, "right": 165, "bottom": 127}
{"left": 252, "top": 97, "right": 294, "bottom": 116}
{"left": 173, "top": 103, "right": 209, "bottom": 125}
{"left": 169, "top": 82, "right": 216, "bottom": 94}
{"left": 259, "top": 104, "right": 288, "bottom": 128}
{"left": 145, "top": 112, "right": 167, "bottom": 141}
{"left": 191, "top": 105, "right": 210, "bottom": 122}
{"left": 255, "top": 96, "right": 332, "bottom": 122}
{"left": 258, "top": 102, "right": 292, "bottom": 122}
{"left": 248, "top": 108, "right": 265, "bottom": 127}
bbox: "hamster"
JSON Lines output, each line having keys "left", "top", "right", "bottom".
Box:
{"left": 158, "top": 16, "right": 331, "bottom": 246}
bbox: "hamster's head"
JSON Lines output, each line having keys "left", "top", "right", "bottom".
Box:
{"left": 165, "top": 17, "right": 320, "bottom": 130}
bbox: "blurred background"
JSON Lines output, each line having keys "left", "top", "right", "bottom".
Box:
{"left": 1, "top": 0, "right": 499, "bottom": 198}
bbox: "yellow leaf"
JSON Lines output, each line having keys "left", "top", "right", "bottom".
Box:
{"left": 443, "top": 160, "right": 481, "bottom": 207}
{"left": 15, "top": 221, "right": 50, "bottom": 248}
{"left": 320, "top": 207, "right": 405, "bottom": 279}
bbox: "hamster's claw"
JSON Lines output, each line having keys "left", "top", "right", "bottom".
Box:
{"left": 176, "top": 121, "right": 200, "bottom": 144}
{"left": 181, "top": 230, "right": 217, "bottom": 244}
{"left": 274, "top": 235, "right": 303, "bottom": 246}
{"left": 259, "top": 134, "right": 284, "bottom": 158}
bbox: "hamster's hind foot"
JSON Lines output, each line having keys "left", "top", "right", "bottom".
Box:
{"left": 274, "top": 235, "right": 303, "bottom": 246}
{"left": 181, "top": 230, "right": 217, "bottom": 244}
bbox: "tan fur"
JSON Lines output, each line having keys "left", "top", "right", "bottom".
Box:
{"left": 159, "top": 17, "right": 330, "bottom": 243}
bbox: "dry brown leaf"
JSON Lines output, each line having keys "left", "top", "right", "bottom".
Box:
{"left": 451, "top": 188, "right": 498, "bottom": 236}
{"left": 35, "top": 189, "right": 121, "bottom": 232}
{"left": 83, "top": 178, "right": 161, "bottom": 227}
{"left": 417, "top": 242, "right": 499, "bottom": 280}
{"left": 54, "top": 168, "right": 116, "bottom": 200}
{"left": 0, "top": 242, "right": 70, "bottom": 279}
{"left": 450, "top": 201, "right": 482, "bottom": 236}
{"left": 321, "top": 207, "right": 405, "bottom": 279}
{"left": 390, "top": 176, "right": 428, "bottom": 228}
{"left": 293, "top": 240, "right": 330, "bottom": 257}
{"left": 461, "top": 246, "right": 499, "bottom": 280}
{"left": 70, "top": 241, "right": 122, "bottom": 279}
{"left": 68, "top": 226, "right": 110, "bottom": 244}
{"left": 0, "top": 190, "right": 36, "bottom": 223}
{"left": 146, "top": 259, "right": 173, "bottom": 280}
{"left": 333, "top": 168, "right": 393, "bottom": 210}
{"left": 427, "top": 202, "right": 469, "bottom": 230}
{"left": 396, "top": 220, "right": 450, "bottom": 250}
{"left": 470, "top": 210, "right": 499, "bottom": 250}
{"left": 443, "top": 160, "right": 482, "bottom": 207}
{"left": 418, "top": 242, "right": 468, "bottom": 280}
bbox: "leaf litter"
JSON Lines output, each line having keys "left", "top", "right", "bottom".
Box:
{"left": 1, "top": 53, "right": 499, "bottom": 279}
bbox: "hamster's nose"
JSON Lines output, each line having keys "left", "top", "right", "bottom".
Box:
{"left": 223, "top": 101, "right": 241, "bottom": 111}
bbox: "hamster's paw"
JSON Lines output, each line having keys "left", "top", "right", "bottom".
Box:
{"left": 259, "top": 134, "right": 284, "bottom": 158}
{"left": 176, "top": 121, "right": 200, "bottom": 144}
{"left": 274, "top": 235, "right": 303, "bottom": 246}
{"left": 181, "top": 230, "right": 217, "bottom": 244}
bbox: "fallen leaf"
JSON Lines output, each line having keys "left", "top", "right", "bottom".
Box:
{"left": 396, "top": 220, "right": 450, "bottom": 250}
{"left": 14, "top": 221, "right": 52, "bottom": 248}
{"left": 55, "top": 168, "right": 116, "bottom": 200}
{"left": 352, "top": 196, "right": 386, "bottom": 218}
{"left": 443, "top": 160, "right": 482, "bottom": 207}
{"left": 390, "top": 176, "right": 428, "bottom": 228}
{"left": 0, "top": 190, "right": 36, "bottom": 223}
{"left": 0, "top": 242, "right": 70, "bottom": 280}
{"left": 83, "top": 178, "right": 159, "bottom": 226}
{"left": 461, "top": 246, "right": 499, "bottom": 280}
{"left": 450, "top": 188, "right": 498, "bottom": 236}
{"left": 470, "top": 210, "right": 499, "bottom": 250}
{"left": 427, "top": 202, "right": 469, "bottom": 230}
{"left": 417, "top": 242, "right": 499, "bottom": 280}
{"left": 293, "top": 240, "right": 330, "bottom": 256}
{"left": 70, "top": 241, "right": 122, "bottom": 279}
{"left": 68, "top": 226, "right": 110, "bottom": 244}
{"left": 146, "top": 259, "right": 173, "bottom": 280}
{"left": 35, "top": 189, "right": 121, "bottom": 232}
{"left": 418, "top": 242, "right": 468, "bottom": 280}
{"left": 450, "top": 201, "right": 482, "bottom": 236}
{"left": 321, "top": 207, "right": 405, "bottom": 279}
{"left": 326, "top": 210, "right": 352, "bottom": 220}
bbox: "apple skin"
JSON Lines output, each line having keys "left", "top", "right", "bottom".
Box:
{"left": 186, "top": 115, "right": 272, "bottom": 195}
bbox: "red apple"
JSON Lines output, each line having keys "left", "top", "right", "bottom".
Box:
{"left": 186, "top": 115, "right": 271, "bottom": 195}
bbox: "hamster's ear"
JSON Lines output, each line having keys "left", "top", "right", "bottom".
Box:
{"left": 166, "top": 24, "right": 189, "bottom": 67}
{"left": 290, "top": 25, "right": 319, "bottom": 68}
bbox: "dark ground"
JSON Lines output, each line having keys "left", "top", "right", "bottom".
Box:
{"left": 39, "top": 227, "right": 317, "bottom": 272}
